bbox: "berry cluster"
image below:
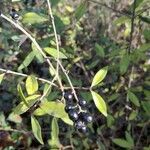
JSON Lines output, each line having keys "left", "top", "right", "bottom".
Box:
{"left": 64, "top": 91, "right": 93, "bottom": 133}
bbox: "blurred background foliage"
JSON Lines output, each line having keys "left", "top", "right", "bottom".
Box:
{"left": 0, "top": 0, "right": 150, "bottom": 149}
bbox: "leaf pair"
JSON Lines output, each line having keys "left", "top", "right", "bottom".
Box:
{"left": 91, "top": 67, "right": 108, "bottom": 117}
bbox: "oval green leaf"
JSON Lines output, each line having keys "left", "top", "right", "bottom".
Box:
{"left": 31, "top": 116, "right": 44, "bottom": 145}
{"left": 13, "top": 94, "right": 40, "bottom": 115}
{"left": 34, "top": 101, "right": 73, "bottom": 125}
{"left": 44, "top": 47, "right": 67, "bottom": 59}
{"left": 91, "top": 91, "right": 107, "bottom": 116}
{"left": 26, "top": 75, "right": 38, "bottom": 95}
{"left": 91, "top": 66, "right": 108, "bottom": 87}
{"left": 112, "top": 138, "right": 133, "bottom": 148}
{"left": 127, "top": 91, "right": 140, "bottom": 107}
{"left": 49, "top": 118, "right": 60, "bottom": 148}
{"left": 22, "top": 12, "right": 48, "bottom": 24}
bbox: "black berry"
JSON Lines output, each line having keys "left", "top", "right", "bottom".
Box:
{"left": 79, "top": 98, "right": 87, "bottom": 107}
{"left": 68, "top": 109, "right": 79, "bottom": 121}
{"left": 79, "top": 112, "right": 93, "bottom": 123}
{"left": 74, "top": 120, "right": 87, "bottom": 133}
{"left": 65, "top": 105, "right": 74, "bottom": 113}
{"left": 64, "top": 91, "right": 73, "bottom": 100}
{"left": 10, "top": 9, "right": 19, "bottom": 20}
{"left": 84, "top": 114, "right": 93, "bottom": 123}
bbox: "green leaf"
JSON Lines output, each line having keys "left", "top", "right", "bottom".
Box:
{"left": 31, "top": 116, "right": 44, "bottom": 144}
{"left": 32, "top": 43, "right": 44, "bottom": 63}
{"left": 140, "top": 16, "right": 150, "bottom": 24}
{"left": 17, "top": 84, "right": 29, "bottom": 107}
{"left": 18, "top": 51, "right": 35, "bottom": 70}
{"left": 125, "top": 132, "right": 134, "bottom": 146}
{"left": 91, "top": 91, "right": 107, "bottom": 116}
{"left": 51, "top": 118, "right": 59, "bottom": 140}
{"left": 112, "top": 138, "right": 133, "bottom": 148}
{"left": 13, "top": 94, "right": 40, "bottom": 115}
{"left": 44, "top": 47, "right": 67, "bottom": 59}
{"left": 26, "top": 75, "right": 38, "bottom": 95}
{"left": 91, "top": 66, "right": 108, "bottom": 87}
{"left": 127, "top": 91, "right": 140, "bottom": 107}
{"left": 95, "top": 43, "right": 105, "bottom": 58}
{"left": 141, "top": 101, "right": 150, "bottom": 114}
{"left": 22, "top": 12, "right": 48, "bottom": 24}
{"left": 34, "top": 101, "right": 73, "bottom": 125}
{"left": 120, "top": 54, "right": 130, "bottom": 75}
{"left": 49, "top": 118, "right": 60, "bottom": 148}
{"left": 75, "top": 1, "right": 88, "bottom": 21}
{"left": 0, "top": 73, "right": 5, "bottom": 84}
{"left": 113, "top": 16, "right": 130, "bottom": 25}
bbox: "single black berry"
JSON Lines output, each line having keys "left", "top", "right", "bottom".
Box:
{"left": 79, "top": 98, "right": 87, "bottom": 107}
{"left": 64, "top": 91, "right": 73, "bottom": 100}
{"left": 65, "top": 105, "right": 74, "bottom": 113}
{"left": 74, "top": 120, "right": 87, "bottom": 133}
{"left": 84, "top": 113, "right": 93, "bottom": 123}
{"left": 68, "top": 109, "right": 79, "bottom": 121}
{"left": 78, "top": 126, "right": 87, "bottom": 133}
{"left": 79, "top": 112, "right": 93, "bottom": 123}
{"left": 10, "top": 9, "right": 19, "bottom": 20}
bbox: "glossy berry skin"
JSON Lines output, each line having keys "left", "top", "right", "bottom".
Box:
{"left": 84, "top": 114, "right": 93, "bottom": 123}
{"left": 65, "top": 105, "right": 74, "bottom": 113}
{"left": 79, "top": 98, "right": 87, "bottom": 107}
{"left": 10, "top": 9, "right": 19, "bottom": 20}
{"left": 64, "top": 91, "right": 73, "bottom": 100}
{"left": 79, "top": 112, "right": 93, "bottom": 123}
{"left": 68, "top": 109, "right": 79, "bottom": 121}
{"left": 74, "top": 120, "right": 87, "bottom": 133}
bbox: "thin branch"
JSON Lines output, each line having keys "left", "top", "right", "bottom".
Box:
{"left": 128, "top": 0, "right": 137, "bottom": 54}
{"left": 46, "top": 0, "right": 61, "bottom": 83}
{"left": 0, "top": 68, "right": 57, "bottom": 87}
{"left": 88, "top": 0, "right": 131, "bottom": 18}
{"left": 0, "top": 13, "right": 63, "bottom": 91}
{"left": 46, "top": 2, "right": 80, "bottom": 102}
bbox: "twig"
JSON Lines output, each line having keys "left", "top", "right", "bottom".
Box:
{"left": 0, "top": 68, "right": 57, "bottom": 87}
{"left": 88, "top": 0, "right": 131, "bottom": 17}
{"left": 128, "top": 0, "right": 137, "bottom": 54}
{"left": 46, "top": 1, "right": 80, "bottom": 102}
{"left": 46, "top": 0, "right": 62, "bottom": 91}
{"left": 0, "top": 128, "right": 27, "bottom": 134}
{"left": 0, "top": 13, "right": 63, "bottom": 91}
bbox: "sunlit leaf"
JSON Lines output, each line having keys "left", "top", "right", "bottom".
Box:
{"left": 91, "top": 66, "right": 108, "bottom": 87}
{"left": 13, "top": 94, "right": 40, "bottom": 115}
{"left": 48, "top": 118, "right": 60, "bottom": 148}
{"left": 34, "top": 101, "right": 73, "bottom": 125}
{"left": 7, "top": 112, "right": 22, "bottom": 124}
{"left": 17, "top": 84, "right": 29, "bottom": 107}
{"left": 0, "top": 73, "right": 5, "bottom": 84}
{"left": 26, "top": 75, "right": 38, "bottom": 95}
{"left": 91, "top": 91, "right": 107, "bottom": 116}
{"left": 22, "top": 12, "right": 48, "bottom": 24}
{"left": 44, "top": 47, "right": 67, "bottom": 59}
{"left": 31, "top": 116, "right": 44, "bottom": 144}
